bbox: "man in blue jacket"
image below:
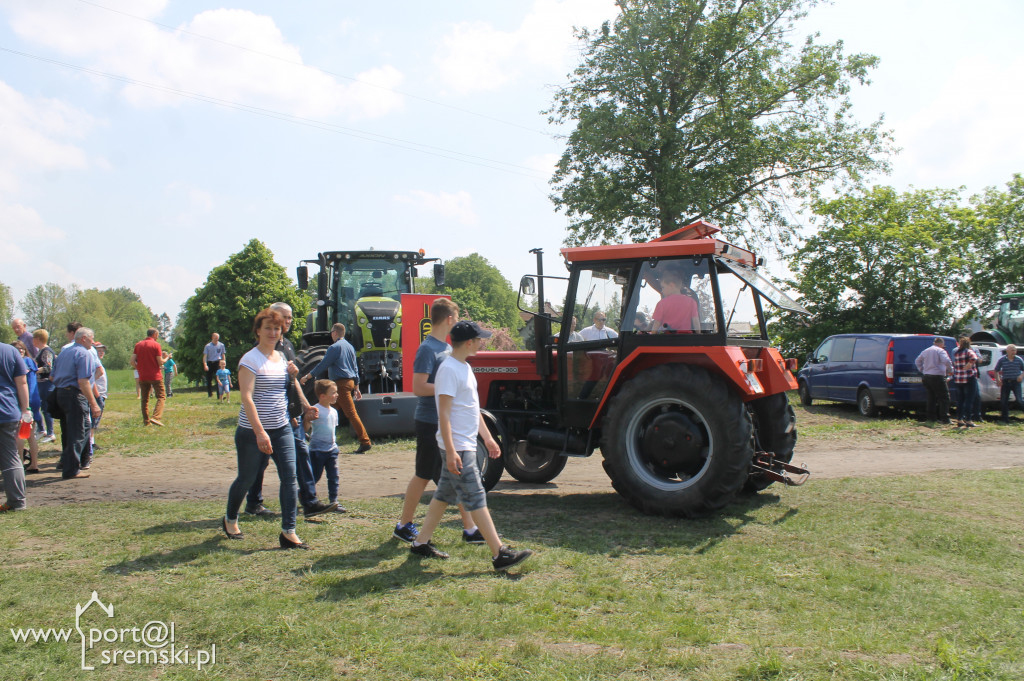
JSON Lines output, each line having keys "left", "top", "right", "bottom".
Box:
{"left": 301, "top": 323, "right": 372, "bottom": 453}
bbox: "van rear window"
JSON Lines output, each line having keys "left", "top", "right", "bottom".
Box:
{"left": 853, "top": 337, "right": 886, "bottom": 363}
{"left": 831, "top": 337, "right": 856, "bottom": 363}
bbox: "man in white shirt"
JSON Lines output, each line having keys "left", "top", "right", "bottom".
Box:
{"left": 579, "top": 313, "right": 618, "bottom": 341}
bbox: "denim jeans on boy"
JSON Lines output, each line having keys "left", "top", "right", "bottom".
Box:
{"left": 1000, "top": 380, "right": 1024, "bottom": 422}
{"left": 227, "top": 425, "right": 298, "bottom": 532}
{"left": 955, "top": 377, "right": 978, "bottom": 423}
{"left": 309, "top": 448, "right": 339, "bottom": 503}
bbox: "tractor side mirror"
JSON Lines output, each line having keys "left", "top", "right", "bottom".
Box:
{"left": 410, "top": 267, "right": 418, "bottom": 279}
{"left": 520, "top": 276, "right": 536, "bottom": 296}
{"left": 433, "top": 263, "right": 446, "bottom": 287}
{"left": 297, "top": 266, "right": 308, "bottom": 290}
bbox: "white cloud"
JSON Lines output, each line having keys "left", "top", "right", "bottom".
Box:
{"left": 893, "top": 55, "right": 1024, "bottom": 191}
{"left": 0, "top": 81, "right": 92, "bottom": 193}
{"left": 394, "top": 190, "right": 479, "bottom": 226}
{"left": 434, "top": 0, "right": 617, "bottom": 95}
{"left": 6, "top": 1, "right": 405, "bottom": 120}
{"left": 0, "top": 202, "right": 65, "bottom": 242}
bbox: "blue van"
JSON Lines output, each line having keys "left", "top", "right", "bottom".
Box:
{"left": 797, "top": 334, "right": 958, "bottom": 416}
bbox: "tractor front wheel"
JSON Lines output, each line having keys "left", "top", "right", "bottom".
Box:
{"left": 503, "top": 444, "right": 568, "bottom": 484}
{"left": 601, "top": 365, "right": 753, "bottom": 517}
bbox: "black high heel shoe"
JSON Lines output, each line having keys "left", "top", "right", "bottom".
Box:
{"left": 221, "top": 517, "right": 244, "bottom": 540}
{"left": 279, "top": 533, "right": 310, "bottom": 550}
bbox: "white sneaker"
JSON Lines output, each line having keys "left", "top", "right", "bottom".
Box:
{"left": 41, "top": 434, "right": 56, "bottom": 443}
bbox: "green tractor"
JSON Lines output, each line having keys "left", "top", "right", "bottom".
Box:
{"left": 971, "top": 293, "right": 1024, "bottom": 345}
{"left": 296, "top": 249, "right": 444, "bottom": 434}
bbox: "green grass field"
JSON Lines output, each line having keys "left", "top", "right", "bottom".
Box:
{"left": 1, "top": 372, "right": 1022, "bottom": 679}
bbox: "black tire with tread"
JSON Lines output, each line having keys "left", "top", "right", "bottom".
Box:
{"left": 798, "top": 380, "right": 812, "bottom": 406}
{"left": 744, "top": 392, "right": 797, "bottom": 493}
{"left": 857, "top": 388, "right": 878, "bottom": 417}
{"left": 503, "top": 444, "right": 568, "bottom": 484}
{"left": 600, "top": 364, "right": 753, "bottom": 517}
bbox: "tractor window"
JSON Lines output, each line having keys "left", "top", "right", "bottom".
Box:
{"left": 629, "top": 258, "right": 715, "bottom": 334}
{"left": 565, "top": 265, "right": 632, "bottom": 342}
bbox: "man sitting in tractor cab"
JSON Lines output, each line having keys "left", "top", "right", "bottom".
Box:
{"left": 651, "top": 270, "right": 700, "bottom": 333}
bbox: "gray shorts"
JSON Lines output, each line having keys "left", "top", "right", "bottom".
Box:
{"left": 432, "top": 449, "right": 487, "bottom": 512}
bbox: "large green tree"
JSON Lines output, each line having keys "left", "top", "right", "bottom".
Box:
{"left": 769, "top": 186, "right": 981, "bottom": 358}
{"left": 548, "top": 0, "right": 892, "bottom": 248}
{"left": 175, "top": 239, "right": 309, "bottom": 382}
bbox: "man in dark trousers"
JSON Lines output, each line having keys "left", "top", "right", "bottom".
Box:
{"left": 202, "top": 332, "right": 226, "bottom": 398}
{"left": 50, "top": 327, "right": 101, "bottom": 479}
{"left": 300, "top": 323, "right": 372, "bottom": 454}
{"left": 915, "top": 336, "right": 953, "bottom": 424}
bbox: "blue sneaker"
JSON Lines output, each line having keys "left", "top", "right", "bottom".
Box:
{"left": 393, "top": 522, "right": 418, "bottom": 543}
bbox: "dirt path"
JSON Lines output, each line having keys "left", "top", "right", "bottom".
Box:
{"left": 23, "top": 435, "right": 1024, "bottom": 508}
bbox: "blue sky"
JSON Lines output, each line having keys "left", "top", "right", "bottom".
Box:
{"left": 1, "top": 0, "right": 1021, "bottom": 323}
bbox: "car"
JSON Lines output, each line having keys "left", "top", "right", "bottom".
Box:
{"left": 798, "top": 333, "right": 958, "bottom": 417}
{"left": 972, "top": 342, "right": 1006, "bottom": 412}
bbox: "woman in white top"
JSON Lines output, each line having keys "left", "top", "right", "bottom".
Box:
{"left": 222, "top": 308, "right": 307, "bottom": 549}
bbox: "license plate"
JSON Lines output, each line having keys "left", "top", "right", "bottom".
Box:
{"left": 898, "top": 376, "right": 922, "bottom": 383}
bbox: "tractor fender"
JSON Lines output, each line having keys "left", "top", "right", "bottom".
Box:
{"left": 588, "top": 347, "right": 783, "bottom": 430}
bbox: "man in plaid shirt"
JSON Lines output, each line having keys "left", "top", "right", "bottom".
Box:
{"left": 952, "top": 336, "right": 979, "bottom": 428}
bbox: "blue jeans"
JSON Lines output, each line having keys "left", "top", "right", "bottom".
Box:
{"left": 227, "top": 426, "right": 298, "bottom": 532}
{"left": 56, "top": 387, "right": 90, "bottom": 478}
{"left": 246, "top": 418, "right": 318, "bottom": 510}
{"left": 1000, "top": 380, "right": 1024, "bottom": 421}
{"left": 309, "top": 448, "right": 340, "bottom": 503}
{"left": 37, "top": 380, "right": 54, "bottom": 436}
{"left": 955, "top": 378, "right": 978, "bottom": 423}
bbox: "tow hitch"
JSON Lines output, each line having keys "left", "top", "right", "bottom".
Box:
{"left": 751, "top": 452, "right": 810, "bottom": 486}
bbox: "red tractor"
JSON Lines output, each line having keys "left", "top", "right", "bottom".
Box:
{"left": 469, "top": 221, "right": 810, "bottom": 517}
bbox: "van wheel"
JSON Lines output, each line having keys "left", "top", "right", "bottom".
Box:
{"left": 601, "top": 365, "right": 752, "bottom": 517}
{"left": 858, "top": 388, "right": 878, "bottom": 417}
{"left": 798, "top": 380, "right": 812, "bottom": 406}
{"left": 744, "top": 393, "right": 797, "bottom": 493}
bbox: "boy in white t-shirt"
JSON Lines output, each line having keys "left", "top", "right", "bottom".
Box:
{"left": 409, "top": 321, "right": 532, "bottom": 572}
{"left": 306, "top": 380, "right": 345, "bottom": 513}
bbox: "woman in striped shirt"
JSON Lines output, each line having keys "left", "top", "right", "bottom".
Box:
{"left": 223, "top": 308, "right": 307, "bottom": 549}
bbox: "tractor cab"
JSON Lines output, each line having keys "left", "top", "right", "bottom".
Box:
{"left": 297, "top": 249, "right": 443, "bottom": 393}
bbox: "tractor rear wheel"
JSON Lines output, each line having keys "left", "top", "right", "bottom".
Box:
{"left": 503, "top": 444, "right": 568, "bottom": 484}
{"left": 601, "top": 365, "right": 753, "bottom": 517}
{"left": 743, "top": 392, "right": 797, "bottom": 493}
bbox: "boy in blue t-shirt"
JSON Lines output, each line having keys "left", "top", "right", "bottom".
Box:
{"left": 306, "top": 380, "right": 345, "bottom": 512}
{"left": 216, "top": 360, "right": 231, "bottom": 402}
{"left": 162, "top": 351, "right": 177, "bottom": 397}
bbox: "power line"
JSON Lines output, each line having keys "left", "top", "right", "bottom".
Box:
{"left": 0, "top": 46, "right": 550, "bottom": 180}
{"left": 72, "top": 0, "right": 554, "bottom": 137}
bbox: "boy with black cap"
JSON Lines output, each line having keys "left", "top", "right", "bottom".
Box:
{"left": 409, "top": 320, "right": 533, "bottom": 571}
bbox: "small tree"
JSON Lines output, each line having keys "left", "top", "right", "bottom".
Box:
{"left": 175, "top": 240, "right": 309, "bottom": 382}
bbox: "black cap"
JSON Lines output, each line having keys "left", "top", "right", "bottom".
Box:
{"left": 450, "top": 320, "right": 492, "bottom": 342}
